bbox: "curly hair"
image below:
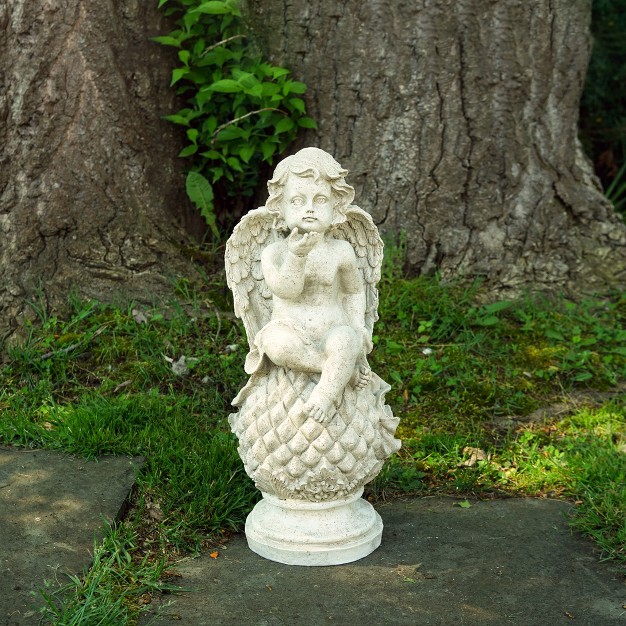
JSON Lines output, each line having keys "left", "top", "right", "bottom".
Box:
{"left": 266, "top": 147, "right": 355, "bottom": 229}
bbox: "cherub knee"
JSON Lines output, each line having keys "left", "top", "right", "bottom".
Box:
{"left": 325, "top": 326, "right": 360, "bottom": 359}
{"left": 263, "top": 340, "right": 290, "bottom": 366}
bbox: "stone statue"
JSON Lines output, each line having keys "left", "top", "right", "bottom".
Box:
{"left": 226, "top": 147, "right": 401, "bottom": 565}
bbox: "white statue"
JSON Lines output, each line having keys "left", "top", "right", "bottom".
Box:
{"left": 226, "top": 147, "right": 400, "bottom": 565}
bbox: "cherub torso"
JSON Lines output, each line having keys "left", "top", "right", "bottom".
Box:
{"left": 270, "top": 238, "right": 349, "bottom": 341}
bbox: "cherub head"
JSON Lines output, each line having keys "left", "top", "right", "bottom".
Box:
{"left": 266, "top": 147, "right": 355, "bottom": 233}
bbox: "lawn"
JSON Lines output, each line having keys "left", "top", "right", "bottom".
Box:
{"left": 1, "top": 255, "right": 624, "bottom": 624}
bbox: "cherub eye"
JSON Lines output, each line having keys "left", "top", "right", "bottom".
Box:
{"left": 291, "top": 197, "right": 304, "bottom": 206}
{"left": 315, "top": 196, "right": 329, "bottom": 205}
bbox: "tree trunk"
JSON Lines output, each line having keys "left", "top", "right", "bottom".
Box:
{"left": 244, "top": 0, "right": 626, "bottom": 297}
{"left": 0, "top": 1, "right": 198, "bottom": 339}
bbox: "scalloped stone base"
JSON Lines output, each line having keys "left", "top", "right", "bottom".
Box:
{"left": 244, "top": 488, "right": 383, "bottom": 566}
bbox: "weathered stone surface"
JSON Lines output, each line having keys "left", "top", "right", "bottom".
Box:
{"left": 140, "top": 497, "right": 626, "bottom": 625}
{"left": 0, "top": 447, "right": 143, "bottom": 626}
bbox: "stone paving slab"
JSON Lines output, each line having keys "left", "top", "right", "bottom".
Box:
{"left": 0, "top": 446, "right": 143, "bottom": 626}
{"left": 141, "top": 497, "right": 626, "bottom": 626}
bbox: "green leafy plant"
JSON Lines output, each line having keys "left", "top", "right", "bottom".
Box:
{"left": 155, "top": 0, "right": 316, "bottom": 233}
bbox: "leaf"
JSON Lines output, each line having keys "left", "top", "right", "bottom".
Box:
{"left": 216, "top": 126, "right": 244, "bottom": 142}
{"left": 179, "top": 144, "right": 198, "bottom": 157}
{"left": 210, "top": 166, "right": 224, "bottom": 182}
{"left": 271, "top": 67, "right": 290, "bottom": 79}
{"left": 186, "top": 171, "right": 219, "bottom": 236}
{"left": 455, "top": 500, "right": 472, "bottom": 509}
{"left": 289, "top": 97, "right": 306, "bottom": 114}
{"left": 209, "top": 79, "right": 241, "bottom": 93}
{"left": 202, "top": 116, "right": 218, "bottom": 135}
{"left": 152, "top": 35, "right": 181, "bottom": 48}
{"left": 183, "top": 10, "right": 200, "bottom": 29}
{"left": 261, "top": 83, "right": 280, "bottom": 98}
{"left": 246, "top": 84, "right": 263, "bottom": 98}
{"left": 209, "top": 551, "right": 219, "bottom": 559}
{"left": 261, "top": 140, "right": 276, "bottom": 161}
{"left": 298, "top": 117, "right": 317, "bottom": 129}
{"left": 475, "top": 315, "right": 499, "bottom": 326}
{"left": 284, "top": 80, "right": 307, "bottom": 94}
{"left": 389, "top": 370, "right": 403, "bottom": 385}
{"left": 385, "top": 340, "right": 404, "bottom": 354}
{"left": 239, "top": 145, "right": 255, "bottom": 163}
{"left": 227, "top": 157, "right": 243, "bottom": 172}
{"left": 162, "top": 113, "right": 190, "bottom": 127}
{"left": 200, "top": 149, "right": 222, "bottom": 160}
{"left": 482, "top": 300, "right": 513, "bottom": 314}
{"left": 171, "top": 67, "right": 190, "bottom": 86}
{"left": 275, "top": 117, "right": 295, "bottom": 134}
{"left": 192, "top": 2, "right": 233, "bottom": 15}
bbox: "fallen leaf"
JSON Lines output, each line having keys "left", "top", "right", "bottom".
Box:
{"left": 403, "top": 577, "right": 417, "bottom": 583}
{"left": 564, "top": 611, "right": 575, "bottom": 619}
{"left": 146, "top": 501, "right": 164, "bottom": 522}
{"left": 266, "top": 584, "right": 273, "bottom": 591}
{"left": 163, "top": 355, "right": 200, "bottom": 376}
{"left": 458, "top": 447, "right": 490, "bottom": 467}
{"left": 455, "top": 500, "right": 472, "bottom": 509}
{"left": 209, "top": 551, "right": 219, "bottom": 559}
{"left": 132, "top": 309, "right": 148, "bottom": 325}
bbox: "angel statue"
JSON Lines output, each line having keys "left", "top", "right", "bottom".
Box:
{"left": 226, "top": 147, "right": 401, "bottom": 565}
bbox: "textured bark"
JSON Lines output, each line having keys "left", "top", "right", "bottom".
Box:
{"left": 0, "top": 1, "right": 198, "bottom": 338}
{"left": 244, "top": 0, "right": 626, "bottom": 296}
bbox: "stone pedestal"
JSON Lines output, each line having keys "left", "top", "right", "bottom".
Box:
{"left": 245, "top": 488, "right": 383, "bottom": 566}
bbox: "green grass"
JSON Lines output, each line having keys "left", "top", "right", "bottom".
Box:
{"left": 0, "top": 264, "right": 624, "bottom": 624}
{"left": 39, "top": 520, "right": 178, "bottom": 625}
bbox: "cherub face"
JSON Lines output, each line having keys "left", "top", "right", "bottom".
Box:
{"left": 280, "top": 174, "right": 335, "bottom": 234}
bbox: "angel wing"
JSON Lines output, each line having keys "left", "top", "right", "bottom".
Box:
{"left": 225, "top": 207, "right": 276, "bottom": 348}
{"left": 330, "top": 206, "right": 384, "bottom": 340}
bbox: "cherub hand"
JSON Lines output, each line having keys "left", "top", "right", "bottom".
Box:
{"left": 288, "top": 228, "right": 322, "bottom": 257}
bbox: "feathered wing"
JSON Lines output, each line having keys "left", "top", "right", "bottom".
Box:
{"left": 330, "top": 206, "right": 383, "bottom": 343}
{"left": 225, "top": 207, "right": 275, "bottom": 349}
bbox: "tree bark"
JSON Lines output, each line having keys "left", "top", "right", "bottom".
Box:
{"left": 244, "top": 0, "right": 626, "bottom": 297}
{"left": 0, "top": 0, "right": 198, "bottom": 339}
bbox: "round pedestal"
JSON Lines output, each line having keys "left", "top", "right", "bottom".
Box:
{"left": 245, "top": 488, "right": 383, "bottom": 566}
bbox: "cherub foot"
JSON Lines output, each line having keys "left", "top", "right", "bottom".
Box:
{"left": 350, "top": 364, "right": 372, "bottom": 390}
{"left": 288, "top": 388, "right": 335, "bottom": 424}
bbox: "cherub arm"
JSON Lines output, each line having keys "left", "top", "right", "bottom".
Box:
{"left": 261, "top": 229, "right": 321, "bottom": 300}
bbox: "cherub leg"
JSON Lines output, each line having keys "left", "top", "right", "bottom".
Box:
{"left": 303, "top": 326, "right": 361, "bottom": 423}
{"left": 261, "top": 325, "right": 324, "bottom": 373}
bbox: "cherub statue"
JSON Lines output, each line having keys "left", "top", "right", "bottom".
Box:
{"left": 226, "top": 148, "right": 400, "bottom": 503}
